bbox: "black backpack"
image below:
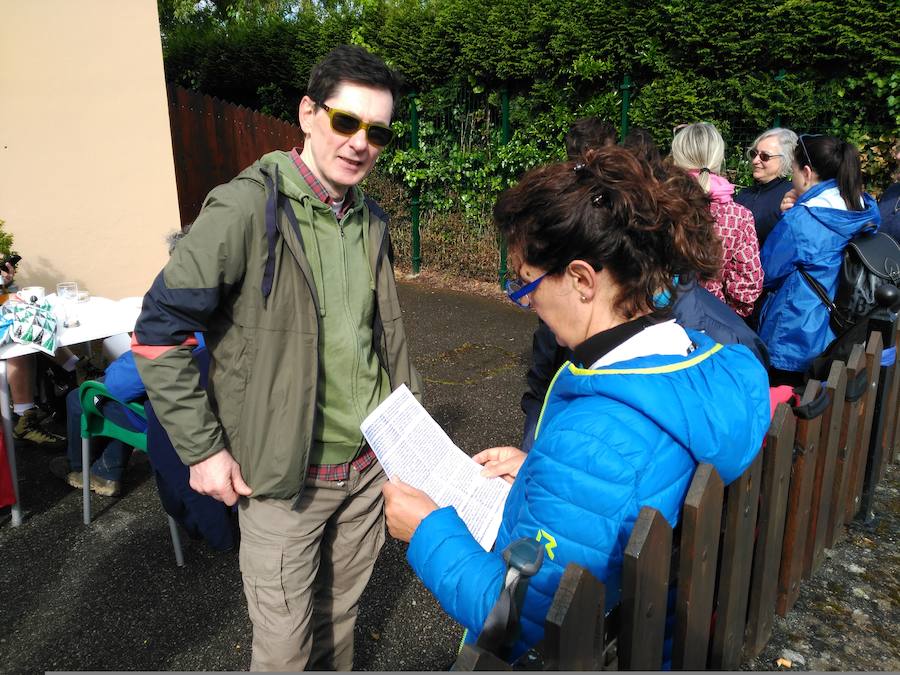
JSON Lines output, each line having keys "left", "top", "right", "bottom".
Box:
{"left": 800, "top": 230, "right": 900, "bottom": 334}
{"left": 802, "top": 230, "right": 900, "bottom": 381}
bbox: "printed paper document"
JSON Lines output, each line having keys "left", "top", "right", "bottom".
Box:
{"left": 361, "top": 385, "right": 510, "bottom": 550}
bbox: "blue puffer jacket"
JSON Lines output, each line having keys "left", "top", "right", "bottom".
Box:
{"left": 407, "top": 330, "right": 770, "bottom": 660}
{"left": 759, "top": 180, "right": 880, "bottom": 372}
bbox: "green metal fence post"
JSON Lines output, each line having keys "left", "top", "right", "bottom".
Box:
{"left": 498, "top": 88, "right": 510, "bottom": 287}
{"left": 410, "top": 92, "right": 421, "bottom": 274}
{"left": 620, "top": 74, "right": 632, "bottom": 141}
{"left": 773, "top": 68, "right": 786, "bottom": 128}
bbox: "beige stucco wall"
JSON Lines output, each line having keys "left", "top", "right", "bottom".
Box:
{"left": 0, "top": 0, "right": 178, "bottom": 299}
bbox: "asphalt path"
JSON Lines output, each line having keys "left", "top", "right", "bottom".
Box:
{"left": 0, "top": 279, "right": 537, "bottom": 672}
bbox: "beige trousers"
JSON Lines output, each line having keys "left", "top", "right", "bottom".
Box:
{"left": 238, "top": 462, "right": 386, "bottom": 671}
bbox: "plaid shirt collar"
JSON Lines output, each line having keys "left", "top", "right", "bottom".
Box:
{"left": 289, "top": 147, "right": 355, "bottom": 219}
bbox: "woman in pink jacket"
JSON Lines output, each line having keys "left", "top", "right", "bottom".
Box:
{"left": 672, "top": 122, "right": 762, "bottom": 317}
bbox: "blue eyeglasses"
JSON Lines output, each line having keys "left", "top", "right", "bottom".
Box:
{"left": 505, "top": 272, "right": 548, "bottom": 308}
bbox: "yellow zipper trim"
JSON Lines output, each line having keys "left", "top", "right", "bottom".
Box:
{"left": 533, "top": 342, "right": 723, "bottom": 441}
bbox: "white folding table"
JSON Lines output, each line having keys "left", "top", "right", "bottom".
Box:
{"left": 0, "top": 295, "right": 143, "bottom": 526}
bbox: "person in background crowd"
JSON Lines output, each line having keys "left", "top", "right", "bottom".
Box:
{"left": 736, "top": 128, "right": 798, "bottom": 247}
{"left": 758, "top": 134, "right": 881, "bottom": 384}
{"left": 382, "top": 147, "right": 770, "bottom": 662}
{"left": 877, "top": 140, "right": 900, "bottom": 240}
{"left": 671, "top": 122, "right": 763, "bottom": 318}
{"left": 565, "top": 116, "right": 616, "bottom": 160}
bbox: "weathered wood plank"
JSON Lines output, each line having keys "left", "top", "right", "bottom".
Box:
{"left": 620, "top": 507, "right": 672, "bottom": 671}
{"left": 672, "top": 464, "right": 724, "bottom": 670}
{"left": 827, "top": 345, "right": 866, "bottom": 547}
{"left": 744, "top": 403, "right": 796, "bottom": 659}
{"left": 846, "top": 331, "right": 882, "bottom": 520}
{"left": 777, "top": 380, "right": 823, "bottom": 616}
{"left": 859, "top": 326, "right": 889, "bottom": 521}
{"left": 543, "top": 563, "right": 606, "bottom": 671}
{"left": 804, "top": 360, "right": 847, "bottom": 577}
{"left": 452, "top": 644, "right": 512, "bottom": 671}
{"left": 879, "top": 319, "right": 900, "bottom": 471}
{"left": 709, "top": 450, "right": 763, "bottom": 669}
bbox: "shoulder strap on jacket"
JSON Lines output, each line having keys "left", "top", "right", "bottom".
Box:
{"left": 262, "top": 165, "right": 280, "bottom": 305}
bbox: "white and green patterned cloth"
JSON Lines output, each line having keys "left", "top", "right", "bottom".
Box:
{"left": 0, "top": 298, "right": 58, "bottom": 355}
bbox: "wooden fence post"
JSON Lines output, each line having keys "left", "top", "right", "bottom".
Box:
{"left": 827, "top": 346, "right": 866, "bottom": 547}
{"left": 542, "top": 563, "right": 606, "bottom": 671}
{"left": 879, "top": 319, "right": 900, "bottom": 470}
{"left": 846, "top": 331, "right": 882, "bottom": 521}
{"left": 804, "top": 360, "right": 847, "bottom": 578}
{"left": 453, "top": 644, "right": 511, "bottom": 671}
{"left": 709, "top": 451, "right": 763, "bottom": 669}
{"left": 672, "top": 464, "right": 724, "bottom": 670}
{"left": 777, "top": 379, "right": 824, "bottom": 616}
{"left": 745, "top": 403, "right": 796, "bottom": 658}
{"left": 620, "top": 507, "right": 672, "bottom": 670}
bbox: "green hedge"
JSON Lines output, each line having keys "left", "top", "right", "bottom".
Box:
{"left": 160, "top": 0, "right": 900, "bottom": 271}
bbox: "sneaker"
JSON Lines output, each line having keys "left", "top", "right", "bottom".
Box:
{"left": 49, "top": 457, "right": 122, "bottom": 497}
{"left": 13, "top": 408, "right": 65, "bottom": 447}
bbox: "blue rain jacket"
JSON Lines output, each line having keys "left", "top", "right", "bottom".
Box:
{"left": 758, "top": 180, "right": 880, "bottom": 372}
{"left": 406, "top": 330, "right": 770, "bottom": 660}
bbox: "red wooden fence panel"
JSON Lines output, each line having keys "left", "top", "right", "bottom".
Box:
{"left": 166, "top": 83, "right": 303, "bottom": 226}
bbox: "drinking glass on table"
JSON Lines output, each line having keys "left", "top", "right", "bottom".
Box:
{"left": 56, "top": 281, "right": 80, "bottom": 327}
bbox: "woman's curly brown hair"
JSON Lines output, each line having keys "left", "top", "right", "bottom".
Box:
{"left": 494, "top": 145, "right": 721, "bottom": 319}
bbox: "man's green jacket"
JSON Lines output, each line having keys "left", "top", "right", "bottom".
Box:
{"left": 133, "top": 161, "right": 422, "bottom": 500}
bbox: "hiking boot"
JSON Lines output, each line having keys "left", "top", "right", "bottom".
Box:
{"left": 13, "top": 408, "right": 65, "bottom": 447}
{"left": 49, "top": 456, "right": 121, "bottom": 497}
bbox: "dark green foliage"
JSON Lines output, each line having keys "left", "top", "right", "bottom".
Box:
{"left": 159, "top": 0, "right": 899, "bottom": 252}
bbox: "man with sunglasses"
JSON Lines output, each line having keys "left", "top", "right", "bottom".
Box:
{"left": 133, "top": 45, "right": 421, "bottom": 671}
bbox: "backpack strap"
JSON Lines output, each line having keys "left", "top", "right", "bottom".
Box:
{"left": 798, "top": 267, "right": 852, "bottom": 333}
{"left": 262, "top": 165, "right": 281, "bottom": 305}
{"left": 475, "top": 537, "right": 544, "bottom": 661}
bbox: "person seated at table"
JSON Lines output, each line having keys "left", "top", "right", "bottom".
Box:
{"left": 2, "top": 262, "right": 93, "bottom": 446}
{"left": 47, "top": 227, "right": 193, "bottom": 496}
{"left": 49, "top": 350, "right": 145, "bottom": 496}
{"left": 382, "top": 146, "right": 771, "bottom": 661}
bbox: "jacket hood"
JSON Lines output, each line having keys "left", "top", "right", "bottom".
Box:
{"left": 797, "top": 179, "right": 881, "bottom": 237}
{"left": 542, "top": 330, "right": 769, "bottom": 484}
{"left": 690, "top": 170, "right": 735, "bottom": 204}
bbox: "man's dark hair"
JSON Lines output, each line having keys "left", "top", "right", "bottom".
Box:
{"left": 565, "top": 117, "right": 616, "bottom": 160}
{"left": 307, "top": 45, "right": 401, "bottom": 113}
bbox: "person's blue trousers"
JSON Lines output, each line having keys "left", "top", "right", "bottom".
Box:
{"left": 65, "top": 386, "right": 139, "bottom": 481}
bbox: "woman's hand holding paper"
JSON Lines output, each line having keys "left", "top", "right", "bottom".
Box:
{"left": 474, "top": 446, "right": 526, "bottom": 484}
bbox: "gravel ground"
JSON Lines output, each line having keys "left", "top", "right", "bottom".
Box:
{"left": 1, "top": 277, "right": 897, "bottom": 672}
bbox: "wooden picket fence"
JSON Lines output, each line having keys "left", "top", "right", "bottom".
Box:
{"left": 455, "top": 317, "right": 900, "bottom": 671}
{"left": 166, "top": 84, "right": 303, "bottom": 227}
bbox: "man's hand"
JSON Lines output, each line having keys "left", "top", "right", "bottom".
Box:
{"left": 780, "top": 188, "right": 798, "bottom": 213}
{"left": 383, "top": 477, "right": 438, "bottom": 543}
{"left": 473, "top": 446, "right": 526, "bottom": 484}
{"left": 189, "top": 448, "right": 252, "bottom": 506}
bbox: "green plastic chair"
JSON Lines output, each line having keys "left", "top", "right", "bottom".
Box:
{"left": 79, "top": 380, "right": 184, "bottom": 566}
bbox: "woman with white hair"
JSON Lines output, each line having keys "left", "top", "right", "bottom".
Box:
{"left": 736, "top": 128, "right": 798, "bottom": 246}
{"left": 672, "top": 122, "right": 762, "bottom": 318}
